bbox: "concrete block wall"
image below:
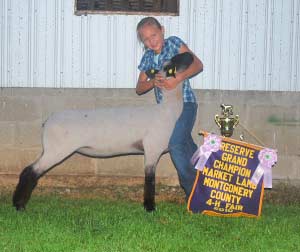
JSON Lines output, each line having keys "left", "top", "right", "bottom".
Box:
{"left": 0, "top": 88, "right": 299, "bottom": 186}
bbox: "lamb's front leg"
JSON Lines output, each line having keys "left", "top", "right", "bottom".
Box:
{"left": 143, "top": 145, "right": 162, "bottom": 212}
{"left": 144, "top": 165, "right": 156, "bottom": 212}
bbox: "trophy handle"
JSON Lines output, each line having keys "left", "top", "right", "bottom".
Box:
{"left": 233, "top": 115, "right": 239, "bottom": 128}
{"left": 215, "top": 115, "right": 221, "bottom": 128}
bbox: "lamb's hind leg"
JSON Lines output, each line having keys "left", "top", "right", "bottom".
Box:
{"left": 13, "top": 149, "right": 74, "bottom": 211}
{"left": 13, "top": 165, "right": 38, "bottom": 211}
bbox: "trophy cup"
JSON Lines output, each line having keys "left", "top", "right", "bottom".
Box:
{"left": 215, "top": 104, "right": 239, "bottom": 137}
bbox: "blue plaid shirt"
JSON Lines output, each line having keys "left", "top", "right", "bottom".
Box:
{"left": 138, "top": 36, "right": 197, "bottom": 104}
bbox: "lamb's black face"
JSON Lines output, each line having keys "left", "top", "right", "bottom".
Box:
{"left": 145, "top": 69, "right": 159, "bottom": 79}
{"left": 145, "top": 52, "right": 194, "bottom": 79}
{"left": 145, "top": 66, "right": 176, "bottom": 79}
{"left": 168, "top": 52, "right": 194, "bottom": 73}
{"left": 163, "top": 63, "right": 177, "bottom": 78}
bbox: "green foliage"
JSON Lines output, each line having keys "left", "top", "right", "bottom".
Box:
{"left": 0, "top": 194, "right": 299, "bottom": 252}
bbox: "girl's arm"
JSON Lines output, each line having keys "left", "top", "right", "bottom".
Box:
{"left": 157, "top": 44, "right": 203, "bottom": 90}
{"left": 136, "top": 69, "right": 167, "bottom": 95}
{"left": 177, "top": 44, "right": 203, "bottom": 81}
{"left": 136, "top": 71, "right": 155, "bottom": 95}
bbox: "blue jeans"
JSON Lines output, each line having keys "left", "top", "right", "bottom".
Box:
{"left": 168, "top": 102, "right": 198, "bottom": 198}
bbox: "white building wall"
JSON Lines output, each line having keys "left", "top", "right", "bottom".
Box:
{"left": 0, "top": 0, "right": 299, "bottom": 90}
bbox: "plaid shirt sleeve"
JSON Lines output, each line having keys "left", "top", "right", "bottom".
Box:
{"left": 167, "top": 36, "right": 185, "bottom": 54}
{"left": 138, "top": 50, "right": 152, "bottom": 72}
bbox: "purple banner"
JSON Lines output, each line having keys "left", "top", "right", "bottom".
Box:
{"left": 188, "top": 134, "right": 276, "bottom": 217}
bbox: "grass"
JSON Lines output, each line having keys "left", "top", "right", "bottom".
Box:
{"left": 0, "top": 190, "right": 299, "bottom": 252}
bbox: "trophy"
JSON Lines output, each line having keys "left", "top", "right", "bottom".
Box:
{"left": 215, "top": 104, "right": 239, "bottom": 137}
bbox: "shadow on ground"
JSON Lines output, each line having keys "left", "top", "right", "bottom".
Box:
{"left": 1, "top": 174, "right": 300, "bottom": 206}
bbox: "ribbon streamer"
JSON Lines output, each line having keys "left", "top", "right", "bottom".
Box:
{"left": 192, "top": 146, "right": 212, "bottom": 171}
{"left": 250, "top": 165, "right": 273, "bottom": 188}
{"left": 250, "top": 164, "right": 265, "bottom": 185}
{"left": 191, "top": 133, "right": 222, "bottom": 171}
{"left": 250, "top": 148, "right": 277, "bottom": 188}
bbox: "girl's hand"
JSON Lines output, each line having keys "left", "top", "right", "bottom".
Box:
{"left": 158, "top": 77, "right": 180, "bottom": 90}
{"left": 153, "top": 70, "right": 184, "bottom": 90}
{"left": 155, "top": 72, "right": 183, "bottom": 90}
{"left": 152, "top": 73, "right": 165, "bottom": 87}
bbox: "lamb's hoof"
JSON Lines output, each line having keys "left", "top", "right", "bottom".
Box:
{"left": 14, "top": 203, "right": 26, "bottom": 211}
{"left": 13, "top": 191, "right": 27, "bottom": 212}
{"left": 144, "top": 202, "right": 156, "bottom": 212}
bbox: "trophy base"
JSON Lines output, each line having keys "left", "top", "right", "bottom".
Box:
{"left": 220, "top": 130, "right": 234, "bottom": 137}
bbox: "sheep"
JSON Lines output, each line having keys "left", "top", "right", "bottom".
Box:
{"left": 13, "top": 52, "right": 194, "bottom": 212}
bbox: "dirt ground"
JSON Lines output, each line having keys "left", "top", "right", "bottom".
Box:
{"left": 0, "top": 175, "right": 186, "bottom": 204}
{"left": 1, "top": 175, "right": 300, "bottom": 205}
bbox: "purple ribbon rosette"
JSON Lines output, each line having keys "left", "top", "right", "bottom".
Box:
{"left": 191, "top": 133, "right": 222, "bottom": 171}
{"left": 251, "top": 148, "right": 277, "bottom": 188}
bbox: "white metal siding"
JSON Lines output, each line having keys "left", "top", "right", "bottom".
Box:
{"left": 0, "top": 0, "right": 299, "bottom": 90}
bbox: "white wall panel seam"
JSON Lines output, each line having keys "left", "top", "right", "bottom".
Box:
{"left": 292, "top": 0, "right": 300, "bottom": 91}
{"left": 87, "top": 15, "right": 91, "bottom": 88}
{"left": 133, "top": 16, "right": 139, "bottom": 89}
{"left": 60, "top": 0, "right": 65, "bottom": 87}
{"left": 107, "top": 16, "right": 111, "bottom": 88}
{"left": 7, "top": 0, "right": 12, "bottom": 87}
{"left": 54, "top": 0, "right": 58, "bottom": 87}
{"left": 44, "top": 0, "right": 47, "bottom": 86}
{"left": 295, "top": 1, "right": 300, "bottom": 91}
{"left": 80, "top": 16, "right": 84, "bottom": 88}
{"left": 263, "top": 0, "right": 270, "bottom": 90}
{"left": 217, "top": 0, "right": 223, "bottom": 90}
{"left": 290, "top": 0, "right": 295, "bottom": 91}
{"left": 244, "top": 0, "right": 249, "bottom": 90}
{"left": 267, "top": 0, "right": 274, "bottom": 91}
{"left": 238, "top": 0, "right": 244, "bottom": 90}
{"left": 34, "top": 0, "right": 39, "bottom": 87}
{"left": 112, "top": 16, "right": 117, "bottom": 88}
{"left": 28, "top": 0, "right": 32, "bottom": 86}
{"left": 200, "top": 0, "right": 206, "bottom": 90}
{"left": 0, "top": 0, "right": 5, "bottom": 86}
{"left": 212, "top": 0, "right": 218, "bottom": 89}
{"left": 189, "top": 0, "right": 195, "bottom": 88}
{"left": 278, "top": 0, "right": 284, "bottom": 90}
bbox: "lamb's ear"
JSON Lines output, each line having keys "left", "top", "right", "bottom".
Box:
{"left": 163, "top": 63, "right": 176, "bottom": 78}
{"left": 171, "top": 52, "right": 194, "bottom": 72}
{"left": 145, "top": 69, "right": 159, "bottom": 79}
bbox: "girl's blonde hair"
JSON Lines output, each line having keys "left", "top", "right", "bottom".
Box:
{"left": 136, "top": 17, "right": 162, "bottom": 42}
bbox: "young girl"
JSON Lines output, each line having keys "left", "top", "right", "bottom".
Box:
{"left": 136, "top": 17, "right": 203, "bottom": 198}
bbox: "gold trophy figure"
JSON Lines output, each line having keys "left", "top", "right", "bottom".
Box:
{"left": 215, "top": 104, "right": 239, "bottom": 137}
